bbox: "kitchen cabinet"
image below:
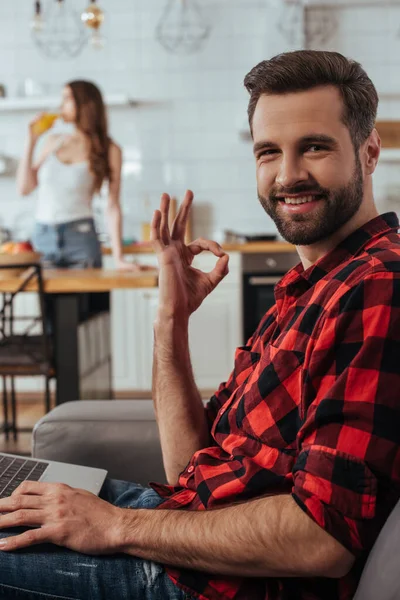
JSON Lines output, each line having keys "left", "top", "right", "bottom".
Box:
{"left": 105, "top": 252, "right": 242, "bottom": 393}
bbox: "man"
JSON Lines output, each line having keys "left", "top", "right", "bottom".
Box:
{"left": 0, "top": 50, "right": 398, "bottom": 600}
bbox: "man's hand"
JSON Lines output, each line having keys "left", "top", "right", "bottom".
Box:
{"left": 0, "top": 481, "right": 124, "bottom": 554}
{"left": 151, "top": 190, "right": 229, "bottom": 321}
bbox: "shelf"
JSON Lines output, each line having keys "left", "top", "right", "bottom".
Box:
{"left": 379, "top": 149, "right": 400, "bottom": 162}
{"left": 0, "top": 95, "right": 148, "bottom": 112}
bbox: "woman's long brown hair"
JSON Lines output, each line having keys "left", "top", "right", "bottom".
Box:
{"left": 67, "top": 80, "right": 111, "bottom": 192}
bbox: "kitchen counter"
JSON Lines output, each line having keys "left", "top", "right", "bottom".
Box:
{"left": 0, "top": 268, "right": 159, "bottom": 294}
{"left": 102, "top": 241, "right": 296, "bottom": 255}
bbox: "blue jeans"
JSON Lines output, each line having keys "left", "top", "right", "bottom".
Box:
{"left": 32, "top": 219, "right": 103, "bottom": 269}
{"left": 0, "top": 480, "right": 192, "bottom": 600}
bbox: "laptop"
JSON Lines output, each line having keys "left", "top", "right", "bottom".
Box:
{"left": 0, "top": 452, "right": 107, "bottom": 499}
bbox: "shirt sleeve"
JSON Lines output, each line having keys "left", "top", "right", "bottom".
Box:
{"left": 292, "top": 271, "right": 400, "bottom": 557}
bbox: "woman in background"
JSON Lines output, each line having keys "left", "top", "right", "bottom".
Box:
{"left": 17, "top": 80, "right": 137, "bottom": 270}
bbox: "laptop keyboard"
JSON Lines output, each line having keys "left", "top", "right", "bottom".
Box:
{"left": 0, "top": 455, "right": 49, "bottom": 498}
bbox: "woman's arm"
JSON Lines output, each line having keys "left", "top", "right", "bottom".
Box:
{"left": 105, "top": 142, "right": 140, "bottom": 271}
{"left": 16, "top": 114, "right": 59, "bottom": 196}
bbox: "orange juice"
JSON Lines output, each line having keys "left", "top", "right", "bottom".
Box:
{"left": 33, "top": 113, "right": 59, "bottom": 136}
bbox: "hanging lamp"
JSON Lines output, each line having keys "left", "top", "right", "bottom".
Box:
{"left": 81, "top": 0, "right": 105, "bottom": 49}
{"left": 32, "top": 0, "right": 88, "bottom": 59}
{"left": 30, "top": 1, "right": 44, "bottom": 32}
{"left": 156, "top": 0, "right": 211, "bottom": 55}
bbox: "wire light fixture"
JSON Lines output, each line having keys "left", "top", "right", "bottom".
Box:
{"left": 31, "top": 1, "right": 44, "bottom": 32}
{"left": 156, "top": 0, "right": 211, "bottom": 55}
{"left": 31, "top": 0, "right": 88, "bottom": 59}
{"left": 277, "top": 0, "right": 337, "bottom": 48}
{"left": 277, "top": 0, "right": 304, "bottom": 46}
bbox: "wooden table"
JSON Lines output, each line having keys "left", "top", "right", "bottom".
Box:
{"left": 0, "top": 268, "right": 158, "bottom": 293}
{"left": 0, "top": 268, "right": 158, "bottom": 406}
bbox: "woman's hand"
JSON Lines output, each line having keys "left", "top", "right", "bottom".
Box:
{"left": 115, "top": 257, "right": 154, "bottom": 272}
{"left": 151, "top": 190, "right": 229, "bottom": 323}
{"left": 28, "top": 112, "right": 46, "bottom": 143}
{"left": 0, "top": 481, "right": 125, "bottom": 554}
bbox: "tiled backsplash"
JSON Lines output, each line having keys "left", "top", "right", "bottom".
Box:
{"left": 0, "top": 0, "right": 399, "bottom": 243}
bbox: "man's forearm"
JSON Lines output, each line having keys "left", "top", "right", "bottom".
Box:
{"left": 118, "top": 494, "right": 354, "bottom": 579}
{"left": 153, "top": 317, "right": 210, "bottom": 484}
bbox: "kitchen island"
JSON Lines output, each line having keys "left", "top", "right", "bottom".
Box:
{"left": 0, "top": 268, "right": 158, "bottom": 406}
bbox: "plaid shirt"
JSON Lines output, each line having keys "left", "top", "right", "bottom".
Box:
{"left": 152, "top": 212, "right": 400, "bottom": 600}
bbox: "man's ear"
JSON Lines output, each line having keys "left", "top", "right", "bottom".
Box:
{"left": 363, "top": 129, "right": 381, "bottom": 175}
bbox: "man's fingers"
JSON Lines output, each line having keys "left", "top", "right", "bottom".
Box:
{"left": 0, "top": 509, "right": 45, "bottom": 529}
{"left": 159, "top": 193, "right": 171, "bottom": 245}
{"left": 207, "top": 254, "right": 230, "bottom": 288}
{"left": 9, "top": 480, "right": 48, "bottom": 496}
{"left": 187, "top": 238, "right": 225, "bottom": 258}
{"left": 0, "top": 528, "right": 48, "bottom": 551}
{"left": 171, "top": 190, "right": 194, "bottom": 240}
{"left": 0, "top": 494, "right": 42, "bottom": 513}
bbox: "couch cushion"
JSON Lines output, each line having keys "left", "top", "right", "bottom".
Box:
{"left": 354, "top": 498, "right": 400, "bottom": 600}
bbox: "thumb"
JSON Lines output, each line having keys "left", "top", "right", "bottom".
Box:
{"left": 207, "top": 254, "right": 229, "bottom": 289}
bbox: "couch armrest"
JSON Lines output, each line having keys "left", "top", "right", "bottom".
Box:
{"left": 32, "top": 400, "right": 165, "bottom": 485}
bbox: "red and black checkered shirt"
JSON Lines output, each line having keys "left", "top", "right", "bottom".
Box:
{"left": 152, "top": 212, "right": 400, "bottom": 600}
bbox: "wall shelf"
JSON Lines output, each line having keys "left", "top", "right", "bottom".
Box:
{"left": 0, "top": 95, "right": 151, "bottom": 112}
{"left": 379, "top": 149, "right": 400, "bottom": 162}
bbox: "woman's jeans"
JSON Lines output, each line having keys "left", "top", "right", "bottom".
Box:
{"left": 0, "top": 479, "right": 192, "bottom": 600}
{"left": 32, "top": 219, "right": 103, "bottom": 269}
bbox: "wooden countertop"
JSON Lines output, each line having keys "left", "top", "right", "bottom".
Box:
{"left": 0, "top": 268, "right": 159, "bottom": 294}
{"left": 103, "top": 241, "right": 296, "bottom": 255}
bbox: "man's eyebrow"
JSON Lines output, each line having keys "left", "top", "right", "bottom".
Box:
{"left": 300, "top": 134, "right": 338, "bottom": 147}
{"left": 253, "top": 134, "right": 338, "bottom": 156}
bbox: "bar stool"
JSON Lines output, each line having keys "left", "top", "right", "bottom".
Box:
{"left": 0, "top": 263, "right": 55, "bottom": 440}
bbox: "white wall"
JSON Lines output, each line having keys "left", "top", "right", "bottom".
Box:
{"left": 307, "top": 2, "right": 400, "bottom": 214}
{"left": 0, "top": 0, "right": 399, "bottom": 242}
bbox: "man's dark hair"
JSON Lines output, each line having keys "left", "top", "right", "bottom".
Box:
{"left": 244, "top": 50, "right": 378, "bottom": 149}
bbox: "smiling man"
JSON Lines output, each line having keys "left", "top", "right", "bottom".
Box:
{"left": 0, "top": 50, "right": 398, "bottom": 600}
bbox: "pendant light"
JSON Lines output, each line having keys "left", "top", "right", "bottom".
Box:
{"left": 156, "top": 0, "right": 211, "bottom": 55}
{"left": 32, "top": 0, "right": 88, "bottom": 59}
{"left": 30, "top": 1, "right": 44, "bottom": 32}
{"left": 81, "top": 0, "right": 105, "bottom": 49}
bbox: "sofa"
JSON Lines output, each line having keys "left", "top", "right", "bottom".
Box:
{"left": 32, "top": 400, "right": 400, "bottom": 600}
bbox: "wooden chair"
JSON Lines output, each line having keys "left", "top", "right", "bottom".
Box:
{"left": 0, "top": 263, "right": 55, "bottom": 439}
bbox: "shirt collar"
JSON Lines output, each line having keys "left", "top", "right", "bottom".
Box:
{"left": 277, "top": 212, "right": 399, "bottom": 293}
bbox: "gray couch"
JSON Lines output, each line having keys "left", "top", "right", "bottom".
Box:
{"left": 32, "top": 400, "right": 400, "bottom": 600}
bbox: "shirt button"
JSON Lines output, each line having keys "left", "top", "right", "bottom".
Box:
{"left": 188, "top": 466, "right": 194, "bottom": 473}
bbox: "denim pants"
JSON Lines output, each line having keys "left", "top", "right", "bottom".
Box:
{"left": 32, "top": 219, "right": 103, "bottom": 269}
{"left": 0, "top": 479, "right": 192, "bottom": 600}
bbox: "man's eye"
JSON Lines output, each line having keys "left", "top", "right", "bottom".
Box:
{"left": 306, "top": 145, "right": 326, "bottom": 153}
{"left": 258, "top": 149, "right": 278, "bottom": 158}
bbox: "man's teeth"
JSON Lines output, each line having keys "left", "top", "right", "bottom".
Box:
{"left": 283, "top": 196, "right": 317, "bottom": 205}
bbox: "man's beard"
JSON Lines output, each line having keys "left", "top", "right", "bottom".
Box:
{"left": 258, "top": 157, "right": 364, "bottom": 246}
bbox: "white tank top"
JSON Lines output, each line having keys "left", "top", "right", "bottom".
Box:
{"left": 36, "top": 138, "right": 95, "bottom": 225}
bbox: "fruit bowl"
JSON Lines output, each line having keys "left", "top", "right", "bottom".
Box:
{"left": 0, "top": 251, "right": 42, "bottom": 278}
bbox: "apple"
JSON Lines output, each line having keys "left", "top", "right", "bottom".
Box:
{"left": 11, "top": 241, "right": 34, "bottom": 254}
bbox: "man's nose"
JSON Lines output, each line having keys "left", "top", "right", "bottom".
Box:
{"left": 275, "top": 156, "right": 308, "bottom": 189}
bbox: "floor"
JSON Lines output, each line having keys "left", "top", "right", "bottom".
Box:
{"left": 0, "top": 398, "right": 45, "bottom": 456}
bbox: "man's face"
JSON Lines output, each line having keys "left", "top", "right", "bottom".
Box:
{"left": 252, "top": 86, "right": 365, "bottom": 246}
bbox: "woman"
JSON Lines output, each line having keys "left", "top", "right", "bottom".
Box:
{"left": 17, "top": 80, "right": 136, "bottom": 270}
